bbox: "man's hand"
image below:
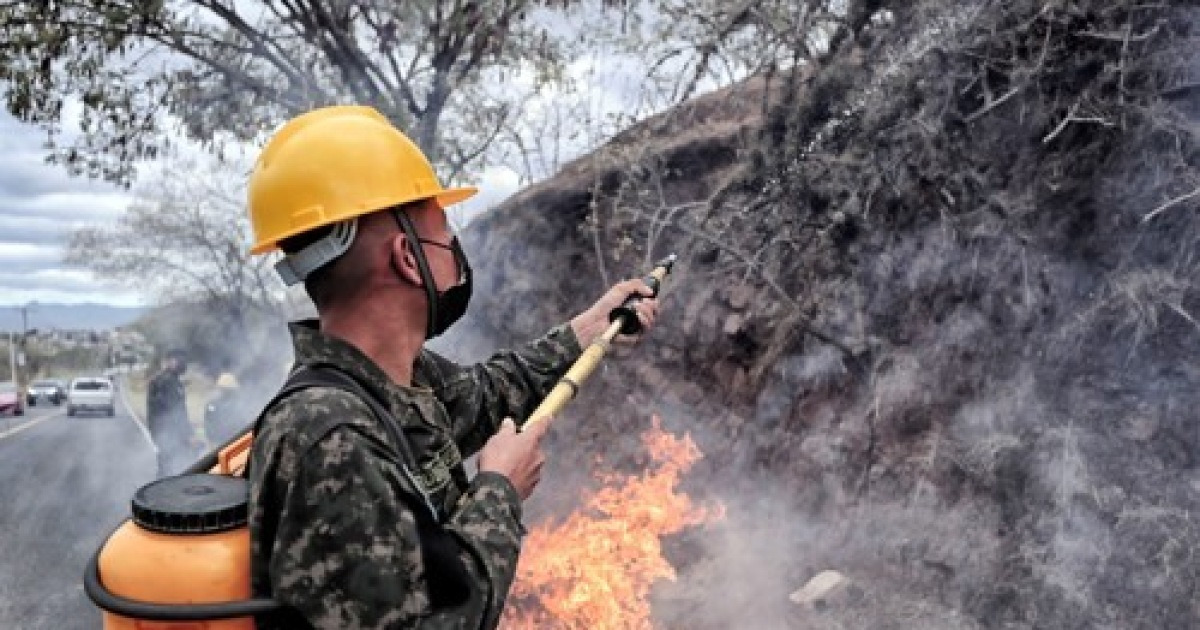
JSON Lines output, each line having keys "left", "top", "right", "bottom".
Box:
{"left": 570, "top": 279, "right": 661, "bottom": 346}
{"left": 478, "top": 418, "right": 550, "bottom": 500}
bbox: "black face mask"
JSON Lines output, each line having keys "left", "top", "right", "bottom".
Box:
{"left": 424, "top": 237, "right": 472, "bottom": 338}
{"left": 392, "top": 211, "right": 473, "bottom": 339}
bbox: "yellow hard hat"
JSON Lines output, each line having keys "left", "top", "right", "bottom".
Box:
{"left": 247, "top": 105, "right": 477, "bottom": 255}
{"left": 215, "top": 373, "right": 238, "bottom": 389}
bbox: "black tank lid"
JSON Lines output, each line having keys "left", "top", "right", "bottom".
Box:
{"left": 131, "top": 474, "right": 249, "bottom": 534}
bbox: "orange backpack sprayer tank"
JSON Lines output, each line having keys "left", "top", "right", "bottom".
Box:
{"left": 85, "top": 433, "right": 280, "bottom": 628}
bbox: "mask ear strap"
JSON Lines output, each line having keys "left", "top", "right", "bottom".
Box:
{"left": 449, "top": 236, "right": 469, "bottom": 283}
{"left": 392, "top": 209, "right": 439, "bottom": 339}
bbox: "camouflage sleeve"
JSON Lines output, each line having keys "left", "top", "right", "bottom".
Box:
{"left": 442, "top": 472, "right": 525, "bottom": 629}
{"left": 422, "top": 323, "right": 582, "bottom": 456}
{"left": 268, "top": 426, "right": 524, "bottom": 629}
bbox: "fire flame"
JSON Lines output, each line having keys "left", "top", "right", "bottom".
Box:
{"left": 502, "top": 416, "right": 725, "bottom": 629}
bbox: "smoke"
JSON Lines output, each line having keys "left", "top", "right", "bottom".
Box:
{"left": 599, "top": 26, "right": 1200, "bottom": 616}
{"left": 643, "top": 197, "right": 1199, "bottom": 628}
{"left": 651, "top": 224, "right": 1197, "bottom": 626}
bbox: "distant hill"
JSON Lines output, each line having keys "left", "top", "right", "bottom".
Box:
{"left": 0, "top": 303, "right": 146, "bottom": 332}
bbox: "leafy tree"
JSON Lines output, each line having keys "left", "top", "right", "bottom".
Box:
{"left": 0, "top": 0, "right": 588, "bottom": 185}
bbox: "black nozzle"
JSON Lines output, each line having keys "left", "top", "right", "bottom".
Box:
{"left": 608, "top": 254, "right": 676, "bottom": 335}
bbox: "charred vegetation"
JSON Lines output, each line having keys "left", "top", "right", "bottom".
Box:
{"left": 463, "top": 1, "right": 1200, "bottom": 627}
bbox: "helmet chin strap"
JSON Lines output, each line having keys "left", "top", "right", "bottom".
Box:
{"left": 391, "top": 210, "right": 439, "bottom": 339}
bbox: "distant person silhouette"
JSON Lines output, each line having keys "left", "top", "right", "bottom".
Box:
{"left": 146, "top": 349, "right": 193, "bottom": 478}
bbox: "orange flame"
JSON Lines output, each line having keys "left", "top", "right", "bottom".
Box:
{"left": 502, "top": 417, "right": 725, "bottom": 629}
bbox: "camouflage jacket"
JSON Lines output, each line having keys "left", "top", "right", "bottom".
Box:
{"left": 249, "top": 320, "right": 581, "bottom": 630}
{"left": 146, "top": 370, "right": 189, "bottom": 445}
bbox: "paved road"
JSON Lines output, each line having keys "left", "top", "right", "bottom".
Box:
{"left": 0, "top": 390, "right": 156, "bottom": 629}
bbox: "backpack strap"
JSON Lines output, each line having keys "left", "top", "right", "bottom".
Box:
{"left": 250, "top": 363, "right": 471, "bottom": 609}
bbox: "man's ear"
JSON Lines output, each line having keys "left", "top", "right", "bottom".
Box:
{"left": 389, "top": 231, "right": 426, "bottom": 288}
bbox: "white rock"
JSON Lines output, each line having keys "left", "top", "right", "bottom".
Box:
{"left": 789, "top": 570, "right": 853, "bottom": 609}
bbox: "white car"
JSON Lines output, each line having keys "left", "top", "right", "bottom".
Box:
{"left": 67, "top": 377, "right": 116, "bottom": 417}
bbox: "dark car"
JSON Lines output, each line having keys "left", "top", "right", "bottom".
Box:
{"left": 0, "top": 381, "right": 24, "bottom": 416}
{"left": 27, "top": 379, "right": 66, "bottom": 406}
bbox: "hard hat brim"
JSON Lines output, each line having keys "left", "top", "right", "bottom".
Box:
{"left": 249, "top": 186, "right": 478, "bottom": 255}
{"left": 432, "top": 186, "right": 479, "bottom": 210}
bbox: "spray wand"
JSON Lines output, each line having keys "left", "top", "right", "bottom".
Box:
{"left": 523, "top": 254, "right": 677, "bottom": 430}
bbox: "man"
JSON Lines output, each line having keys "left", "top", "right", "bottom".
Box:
{"left": 146, "top": 348, "right": 192, "bottom": 478}
{"left": 245, "top": 106, "right": 659, "bottom": 629}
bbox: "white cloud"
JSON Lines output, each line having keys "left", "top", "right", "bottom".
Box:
{"left": 0, "top": 287, "right": 144, "bottom": 307}
{"left": 0, "top": 242, "right": 61, "bottom": 264}
{"left": 0, "top": 214, "right": 67, "bottom": 245}
{"left": 0, "top": 191, "right": 129, "bottom": 222}
{"left": 0, "top": 267, "right": 143, "bottom": 306}
{"left": 4, "top": 267, "right": 93, "bottom": 284}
